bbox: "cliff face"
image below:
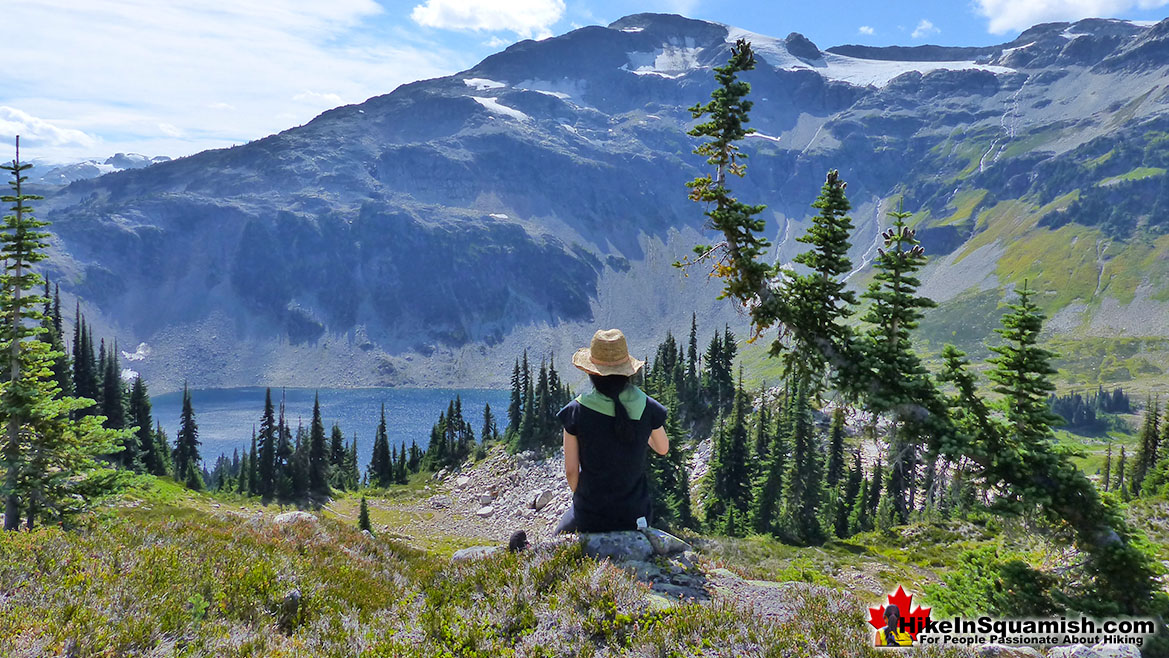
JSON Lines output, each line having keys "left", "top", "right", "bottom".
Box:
{"left": 35, "top": 13, "right": 1169, "bottom": 390}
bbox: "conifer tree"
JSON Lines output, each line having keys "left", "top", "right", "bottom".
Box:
{"left": 825, "top": 408, "right": 846, "bottom": 487}
{"left": 751, "top": 385, "right": 771, "bottom": 468}
{"left": 359, "top": 496, "right": 371, "bottom": 533}
{"left": 237, "top": 449, "right": 249, "bottom": 494}
{"left": 1, "top": 141, "right": 119, "bottom": 529}
{"left": 308, "top": 393, "right": 329, "bottom": 496}
{"left": 101, "top": 341, "right": 126, "bottom": 431}
{"left": 506, "top": 359, "right": 522, "bottom": 438}
{"left": 128, "top": 376, "right": 160, "bottom": 474}
{"left": 172, "top": 384, "right": 201, "bottom": 489}
{"left": 274, "top": 396, "right": 294, "bottom": 499}
{"left": 1133, "top": 397, "right": 1159, "bottom": 491}
{"left": 682, "top": 38, "right": 769, "bottom": 323}
{"left": 369, "top": 404, "right": 391, "bottom": 486}
{"left": 705, "top": 379, "right": 752, "bottom": 535}
{"left": 859, "top": 204, "right": 938, "bottom": 522}
{"left": 749, "top": 404, "right": 786, "bottom": 536}
{"left": 394, "top": 441, "right": 408, "bottom": 484}
{"left": 328, "top": 423, "right": 345, "bottom": 489}
{"left": 837, "top": 451, "right": 863, "bottom": 538}
{"left": 258, "top": 389, "right": 277, "bottom": 497}
{"left": 782, "top": 376, "right": 824, "bottom": 544}
{"left": 481, "top": 402, "right": 498, "bottom": 445}
{"left": 645, "top": 386, "right": 692, "bottom": 529}
{"left": 346, "top": 434, "right": 360, "bottom": 489}
{"left": 39, "top": 281, "right": 71, "bottom": 400}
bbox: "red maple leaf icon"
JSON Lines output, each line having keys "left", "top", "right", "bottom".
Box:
{"left": 867, "top": 586, "right": 932, "bottom": 641}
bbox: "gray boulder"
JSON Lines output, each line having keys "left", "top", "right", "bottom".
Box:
{"left": 581, "top": 531, "right": 653, "bottom": 562}
{"left": 530, "top": 489, "right": 554, "bottom": 511}
{"left": 273, "top": 511, "right": 317, "bottom": 525}
{"left": 451, "top": 545, "right": 502, "bottom": 561}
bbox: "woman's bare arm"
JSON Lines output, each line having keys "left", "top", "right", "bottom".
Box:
{"left": 563, "top": 430, "right": 580, "bottom": 492}
{"left": 648, "top": 426, "right": 668, "bottom": 455}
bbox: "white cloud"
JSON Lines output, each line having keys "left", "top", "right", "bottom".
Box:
{"left": 974, "top": 0, "right": 1169, "bottom": 34}
{"left": 411, "top": 0, "right": 565, "bottom": 38}
{"left": 293, "top": 91, "right": 345, "bottom": 106}
{"left": 0, "top": 106, "right": 97, "bottom": 149}
{"left": 911, "top": 19, "right": 940, "bottom": 39}
{"left": 1, "top": 1, "right": 464, "bottom": 162}
{"left": 858, "top": 25, "right": 875, "bottom": 35}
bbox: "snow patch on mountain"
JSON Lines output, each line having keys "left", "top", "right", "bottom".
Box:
{"left": 464, "top": 78, "right": 507, "bottom": 91}
{"left": 746, "top": 132, "right": 782, "bottom": 143}
{"left": 516, "top": 78, "right": 583, "bottom": 99}
{"left": 623, "top": 39, "right": 703, "bottom": 76}
{"left": 122, "top": 342, "right": 151, "bottom": 362}
{"left": 821, "top": 53, "right": 1015, "bottom": 87}
{"left": 471, "top": 96, "right": 531, "bottom": 121}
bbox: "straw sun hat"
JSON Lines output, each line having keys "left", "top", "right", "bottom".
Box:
{"left": 572, "top": 329, "right": 645, "bottom": 377}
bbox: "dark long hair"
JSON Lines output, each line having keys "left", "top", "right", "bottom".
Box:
{"left": 589, "top": 374, "right": 636, "bottom": 443}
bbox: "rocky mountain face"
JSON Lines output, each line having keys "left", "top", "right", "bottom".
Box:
{"left": 34, "top": 13, "right": 1169, "bottom": 390}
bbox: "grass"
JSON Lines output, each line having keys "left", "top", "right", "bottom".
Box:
{"left": 0, "top": 490, "right": 981, "bottom": 658}
{"left": 1098, "top": 166, "right": 1167, "bottom": 186}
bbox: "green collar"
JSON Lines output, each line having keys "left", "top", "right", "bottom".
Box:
{"left": 577, "top": 385, "right": 647, "bottom": 421}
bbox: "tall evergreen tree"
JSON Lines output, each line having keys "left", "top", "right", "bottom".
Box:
{"left": 274, "top": 394, "right": 294, "bottom": 499}
{"left": 825, "top": 408, "right": 846, "bottom": 487}
{"left": 859, "top": 204, "right": 938, "bottom": 523}
{"left": 369, "top": 403, "right": 392, "bottom": 486}
{"left": 128, "top": 376, "right": 161, "bottom": 474}
{"left": 1133, "top": 397, "right": 1159, "bottom": 491}
{"left": 506, "top": 359, "right": 522, "bottom": 438}
{"left": 172, "top": 384, "right": 202, "bottom": 490}
{"left": 749, "top": 393, "right": 786, "bottom": 537}
{"left": 705, "top": 379, "right": 752, "bottom": 535}
{"left": 2, "top": 141, "right": 118, "bottom": 529}
{"left": 783, "top": 376, "right": 824, "bottom": 544}
{"left": 481, "top": 402, "right": 498, "bottom": 446}
{"left": 308, "top": 393, "right": 329, "bottom": 496}
{"left": 257, "top": 389, "right": 277, "bottom": 497}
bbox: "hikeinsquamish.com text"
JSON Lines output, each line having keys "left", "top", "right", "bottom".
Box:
{"left": 914, "top": 616, "right": 1157, "bottom": 648}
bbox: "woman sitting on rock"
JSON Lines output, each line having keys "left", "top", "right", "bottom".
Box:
{"left": 554, "top": 328, "right": 669, "bottom": 534}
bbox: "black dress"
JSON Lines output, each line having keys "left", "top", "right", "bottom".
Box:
{"left": 556, "top": 388, "right": 667, "bottom": 532}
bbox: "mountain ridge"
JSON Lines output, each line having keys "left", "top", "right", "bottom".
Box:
{"left": 33, "top": 12, "right": 1169, "bottom": 392}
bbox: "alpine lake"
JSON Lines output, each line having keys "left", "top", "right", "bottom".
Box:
{"left": 151, "top": 387, "right": 511, "bottom": 469}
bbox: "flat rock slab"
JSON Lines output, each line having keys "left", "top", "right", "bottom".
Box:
{"left": 642, "top": 528, "right": 691, "bottom": 555}
{"left": 451, "top": 545, "right": 502, "bottom": 561}
{"left": 581, "top": 531, "right": 653, "bottom": 562}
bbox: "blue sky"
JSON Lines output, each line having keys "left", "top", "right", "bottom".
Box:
{"left": 3, "top": 0, "right": 1168, "bottom": 164}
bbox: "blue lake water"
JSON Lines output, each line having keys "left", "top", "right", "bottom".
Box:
{"left": 151, "top": 387, "right": 510, "bottom": 470}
